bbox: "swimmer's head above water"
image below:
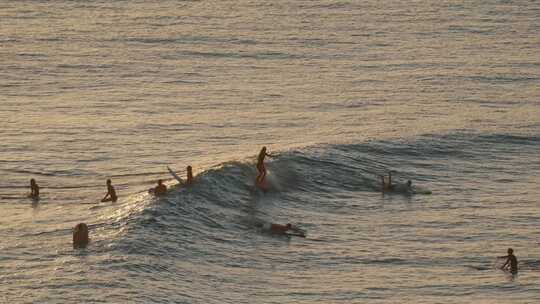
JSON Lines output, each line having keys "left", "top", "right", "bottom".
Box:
{"left": 73, "top": 223, "right": 89, "bottom": 249}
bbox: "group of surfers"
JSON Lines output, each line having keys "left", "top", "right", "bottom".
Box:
{"left": 28, "top": 146, "right": 520, "bottom": 273}
{"left": 30, "top": 147, "right": 305, "bottom": 248}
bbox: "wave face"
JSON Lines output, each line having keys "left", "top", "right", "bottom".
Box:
{"left": 5, "top": 132, "right": 530, "bottom": 303}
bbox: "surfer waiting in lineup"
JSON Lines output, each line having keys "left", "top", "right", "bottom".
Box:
{"left": 381, "top": 171, "right": 394, "bottom": 191}
{"left": 101, "top": 179, "right": 118, "bottom": 202}
{"left": 266, "top": 223, "right": 306, "bottom": 237}
{"left": 256, "top": 146, "right": 273, "bottom": 184}
{"left": 186, "top": 166, "right": 194, "bottom": 185}
{"left": 152, "top": 179, "right": 167, "bottom": 196}
{"left": 498, "top": 248, "right": 518, "bottom": 274}
{"left": 29, "top": 178, "right": 39, "bottom": 199}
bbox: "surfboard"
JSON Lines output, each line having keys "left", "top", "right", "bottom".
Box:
{"left": 167, "top": 166, "right": 184, "bottom": 184}
{"left": 285, "top": 232, "right": 306, "bottom": 238}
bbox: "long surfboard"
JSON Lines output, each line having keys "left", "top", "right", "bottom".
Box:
{"left": 167, "top": 166, "right": 184, "bottom": 184}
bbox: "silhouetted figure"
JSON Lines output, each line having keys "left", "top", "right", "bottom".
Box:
{"left": 185, "top": 166, "right": 194, "bottom": 185}
{"left": 101, "top": 179, "right": 117, "bottom": 202}
{"left": 153, "top": 179, "right": 167, "bottom": 196}
{"left": 498, "top": 248, "right": 518, "bottom": 274}
{"left": 29, "top": 178, "right": 39, "bottom": 199}
{"left": 381, "top": 171, "right": 394, "bottom": 192}
{"left": 73, "top": 223, "right": 89, "bottom": 249}
{"left": 256, "top": 146, "right": 273, "bottom": 184}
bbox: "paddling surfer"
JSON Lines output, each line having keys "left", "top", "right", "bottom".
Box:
{"left": 101, "top": 179, "right": 117, "bottom": 202}
{"left": 262, "top": 223, "right": 305, "bottom": 237}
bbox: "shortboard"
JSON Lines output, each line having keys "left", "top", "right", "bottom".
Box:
{"left": 285, "top": 232, "right": 306, "bottom": 238}
{"left": 167, "top": 166, "right": 184, "bottom": 184}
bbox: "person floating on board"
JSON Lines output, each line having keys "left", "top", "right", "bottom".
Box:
{"left": 381, "top": 172, "right": 414, "bottom": 193}
{"left": 151, "top": 179, "right": 167, "bottom": 196}
{"left": 498, "top": 248, "right": 518, "bottom": 274}
{"left": 256, "top": 146, "right": 273, "bottom": 184}
{"left": 73, "top": 223, "right": 89, "bottom": 249}
{"left": 29, "top": 178, "right": 39, "bottom": 199}
{"left": 101, "top": 179, "right": 117, "bottom": 202}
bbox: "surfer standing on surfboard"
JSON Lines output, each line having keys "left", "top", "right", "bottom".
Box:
{"left": 266, "top": 223, "right": 306, "bottom": 237}
{"left": 256, "top": 146, "right": 273, "bottom": 184}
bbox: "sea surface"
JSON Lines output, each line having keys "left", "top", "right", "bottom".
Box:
{"left": 1, "top": 0, "right": 539, "bottom": 303}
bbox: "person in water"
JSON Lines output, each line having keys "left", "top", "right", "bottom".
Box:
{"left": 152, "top": 179, "right": 167, "bottom": 196}
{"left": 185, "top": 165, "right": 194, "bottom": 185}
{"left": 73, "top": 223, "right": 89, "bottom": 249}
{"left": 101, "top": 179, "right": 117, "bottom": 202}
{"left": 498, "top": 248, "right": 518, "bottom": 274}
{"left": 264, "top": 223, "right": 305, "bottom": 237}
{"left": 381, "top": 171, "right": 394, "bottom": 191}
{"left": 29, "top": 178, "right": 39, "bottom": 199}
{"left": 381, "top": 172, "right": 413, "bottom": 192}
{"left": 256, "top": 146, "right": 273, "bottom": 184}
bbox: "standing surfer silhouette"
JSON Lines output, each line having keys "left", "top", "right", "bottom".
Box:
{"left": 256, "top": 146, "right": 273, "bottom": 184}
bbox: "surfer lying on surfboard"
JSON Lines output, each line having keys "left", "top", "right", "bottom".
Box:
{"left": 261, "top": 223, "right": 306, "bottom": 237}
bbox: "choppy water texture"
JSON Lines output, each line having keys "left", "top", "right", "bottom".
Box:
{"left": 1, "top": 1, "right": 539, "bottom": 303}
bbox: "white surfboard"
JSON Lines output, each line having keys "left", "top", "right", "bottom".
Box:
{"left": 167, "top": 166, "right": 184, "bottom": 184}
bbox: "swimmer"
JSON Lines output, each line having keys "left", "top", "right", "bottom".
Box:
{"left": 101, "top": 179, "right": 118, "bottom": 202}
{"left": 381, "top": 171, "right": 394, "bottom": 191}
{"left": 498, "top": 248, "right": 518, "bottom": 274}
{"left": 152, "top": 179, "right": 167, "bottom": 196}
{"left": 29, "top": 178, "right": 39, "bottom": 199}
{"left": 73, "top": 223, "right": 89, "bottom": 248}
{"left": 256, "top": 146, "right": 273, "bottom": 184}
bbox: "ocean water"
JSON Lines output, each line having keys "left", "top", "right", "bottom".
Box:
{"left": 1, "top": 0, "right": 539, "bottom": 303}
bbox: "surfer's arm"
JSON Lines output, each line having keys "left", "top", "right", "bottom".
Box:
{"left": 500, "top": 257, "right": 510, "bottom": 269}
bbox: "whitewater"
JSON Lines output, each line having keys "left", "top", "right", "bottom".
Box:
{"left": 1, "top": 1, "right": 539, "bottom": 303}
